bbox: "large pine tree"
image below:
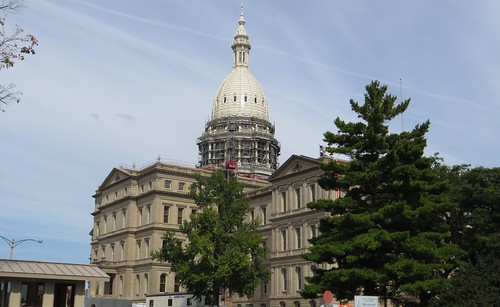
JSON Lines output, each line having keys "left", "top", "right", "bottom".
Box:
{"left": 152, "top": 170, "right": 270, "bottom": 306}
{"left": 301, "top": 81, "right": 466, "bottom": 306}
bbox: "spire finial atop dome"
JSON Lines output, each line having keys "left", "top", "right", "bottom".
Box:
{"left": 239, "top": 2, "right": 245, "bottom": 25}
{"left": 232, "top": 1, "right": 251, "bottom": 68}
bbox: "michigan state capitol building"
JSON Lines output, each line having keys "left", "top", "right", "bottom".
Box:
{"left": 89, "top": 5, "right": 341, "bottom": 307}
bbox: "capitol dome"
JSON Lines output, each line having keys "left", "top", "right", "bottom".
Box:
{"left": 210, "top": 4, "right": 269, "bottom": 121}
{"left": 197, "top": 4, "right": 280, "bottom": 178}
{"left": 212, "top": 67, "right": 269, "bottom": 120}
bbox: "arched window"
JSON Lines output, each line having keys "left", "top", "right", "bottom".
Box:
{"left": 144, "top": 273, "right": 149, "bottom": 295}
{"left": 280, "top": 302, "right": 286, "bottom": 307}
{"left": 294, "top": 302, "right": 300, "bottom": 307}
{"left": 160, "top": 273, "right": 167, "bottom": 292}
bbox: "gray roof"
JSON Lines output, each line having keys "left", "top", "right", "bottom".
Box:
{"left": 0, "top": 259, "right": 109, "bottom": 281}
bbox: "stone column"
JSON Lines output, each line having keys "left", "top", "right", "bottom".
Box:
{"left": 7, "top": 281, "right": 21, "bottom": 307}
{"left": 42, "top": 282, "right": 54, "bottom": 307}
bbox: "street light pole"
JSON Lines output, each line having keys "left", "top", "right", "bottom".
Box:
{"left": 0, "top": 236, "right": 43, "bottom": 259}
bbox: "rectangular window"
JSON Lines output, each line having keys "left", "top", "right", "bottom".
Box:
{"left": 281, "top": 230, "right": 287, "bottom": 251}
{"left": 177, "top": 208, "right": 184, "bottom": 224}
{"left": 179, "top": 182, "right": 185, "bottom": 190}
{"left": 295, "top": 227, "right": 302, "bottom": 248}
{"left": 174, "top": 277, "right": 180, "bottom": 292}
{"left": 148, "top": 181, "right": 153, "bottom": 189}
{"left": 168, "top": 299, "right": 173, "bottom": 306}
{"left": 310, "top": 224, "right": 317, "bottom": 239}
{"left": 282, "top": 269, "right": 288, "bottom": 291}
{"left": 281, "top": 191, "right": 287, "bottom": 211}
{"left": 160, "top": 274, "right": 166, "bottom": 292}
{"left": 310, "top": 184, "right": 316, "bottom": 202}
{"left": 187, "top": 298, "right": 192, "bottom": 306}
{"left": 103, "top": 216, "right": 108, "bottom": 233}
{"left": 120, "top": 243, "right": 124, "bottom": 261}
{"left": 262, "top": 207, "right": 267, "bottom": 224}
{"left": 295, "top": 188, "right": 301, "bottom": 208}
{"left": 164, "top": 180, "right": 171, "bottom": 189}
{"left": 145, "top": 206, "right": 150, "bottom": 224}
{"left": 336, "top": 188, "right": 341, "bottom": 199}
{"left": 1, "top": 281, "right": 11, "bottom": 307}
{"left": 163, "top": 205, "right": 170, "bottom": 223}
{"left": 297, "top": 267, "right": 303, "bottom": 290}
{"left": 137, "top": 241, "right": 141, "bottom": 259}
{"left": 122, "top": 210, "right": 127, "bottom": 228}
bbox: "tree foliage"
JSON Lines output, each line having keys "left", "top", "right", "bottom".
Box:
{"left": 152, "top": 170, "right": 270, "bottom": 306}
{"left": 301, "top": 81, "right": 466, "bottom": 306}
{"left": 449, "top": 166, "right": 500, "bottom": 261}
{"left": 431, "top": 166, "right": 500, "bottom": 304}
{"left": 1, "top": 0, "right": 38, "bottom": 111}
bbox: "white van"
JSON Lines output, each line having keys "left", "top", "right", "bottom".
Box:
{"left": 146, "top": 293, "right": 206, "bottom": 307}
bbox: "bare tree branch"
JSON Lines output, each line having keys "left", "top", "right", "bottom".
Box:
{"left": 0, "top": 0, "right": 26, "bottom": 15}
{"left": 1, "top": 0, "right": 36, "bottom": 112}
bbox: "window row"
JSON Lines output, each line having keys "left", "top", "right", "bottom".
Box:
{"left": 279, "top": 224, "right": 318, "bottom": 251}
{"left": 279, "top": 183, "right": 343, "bottom": 212}
{"left": 162, "top": 204, "right": 197, "bottom": 224}
{"left": 97, "top": 179, "right": 188, "bottom": 207}
{"left": 248, "top": 206, "right": 268, "bottom": 225}
{"left": 92, "top": 237, "right": 153, "bottom": 263}
{"left": 280, "top": 266, "right": 306, "bottom": 293}
{"left": 95, "top": 202, "right": 199, "bottom": 237}
{"left": 279, "top": 184, "right": 316, "bottom": 212}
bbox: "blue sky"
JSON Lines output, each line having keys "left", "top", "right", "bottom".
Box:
{"left": 1, "top": 0, "right": 499, "bottom": 263}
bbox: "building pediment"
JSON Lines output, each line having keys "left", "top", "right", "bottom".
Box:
{"left": 98, "top": 167, "right": 132, "bottom": 191}
{"left": 268, "top": 155, "right": 322, "bottom": 181}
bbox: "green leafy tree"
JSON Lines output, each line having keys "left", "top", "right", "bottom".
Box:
{"left": 431, "top": 166, "right": 500, "bottom": 304}
{"left": 449, "top": 167, "right": 500, "bottom": 261}
{"left": 152, "top": 170, "right": 270, "bottom": 306}
{"left": 301, "top": 81, "right": 466, "bottom": 306}
{"left": 1, "top": 0, "right": 38, "bottom": 112}
{"left": 431, "top": 253, "right": 500, "bottom": 306}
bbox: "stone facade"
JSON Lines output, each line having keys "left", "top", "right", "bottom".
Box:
{"left": 89, "top": 155, "right": 342, "bottom": 307}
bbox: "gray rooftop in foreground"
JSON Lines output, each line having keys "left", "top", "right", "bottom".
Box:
{"left": 0, "top": 259, "right": 109, "bottom": 281}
